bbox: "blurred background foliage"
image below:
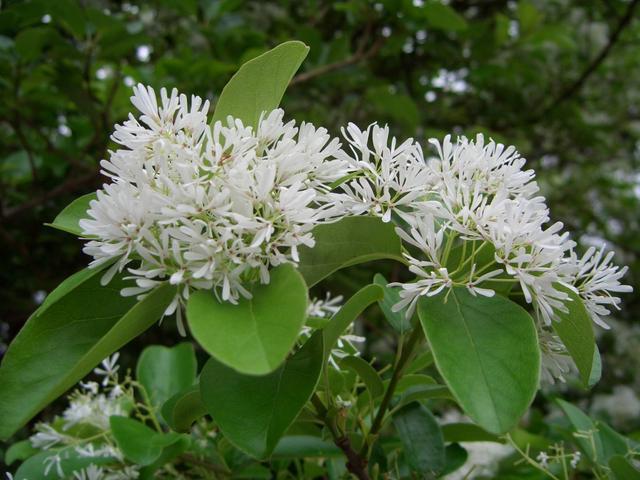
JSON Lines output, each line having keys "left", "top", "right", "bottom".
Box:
{"left": 0, "top": 0, "right": 639, "bottom": 474}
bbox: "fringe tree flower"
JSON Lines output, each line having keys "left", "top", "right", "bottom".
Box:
{"left": 377, "top": 133, "right": 631, "bottom": 331}
{"left": 80, "top": 85, "right": 348, "bottom": 330}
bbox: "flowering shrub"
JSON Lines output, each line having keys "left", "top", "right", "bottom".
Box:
{"left": 1, "top": 41, "right": 636, "bottom": 479}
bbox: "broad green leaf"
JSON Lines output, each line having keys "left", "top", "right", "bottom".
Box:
{"left": 199, "top": 332, "right": 324, "bottom": 459}
{"left": 322, "top": 284, "right": 383, "bottom": 358}
{"left": 339, "top": 355, "right": 384, "bottom": 399}
{"left": 272, "top": 435, "right": 342, "bottom": 459}
{"left": 552, "top": 285, "right": 596, "bottom": 387}
{"left": 0, "top": 277, "right": 175, "bottom": 440}
{"left": 406, "top": 350, "right": 434, "bottom": 374}
{"left": 4, "top": 439, "right": 38, "bottom": 465}
{"left": 187, "top": 263, "right": 308, "bottom": 375}
{"left": 136, "top": 343, "right": 197, "bottom": 409}
{"left": 161, "top": 384, "right": 208, "bottom": 433}
{"left": 418, "top": 287, "right": 540, "bottom": 434}
{"left": 14, "top": 447, "right": 115, "bottom": 480}
{"left": 423, "top": 1, "right": 468, "bottom": 32}
{"left": 46, "top": 192, "right": 96, "bottom": 236}
{"left": 374, "top": 273, "right": 412, "bottom": 333}
{"left": 297, "top": 216, "right": 404, "bottom": 287}
{"left": 609, "top": 455, "right": 640, "bottom": 479}
{"left": 441, "top": 423, "right": 501, "bottom": 443}
{"left": 393, "top": 403, "right": 445, "bottom": 476}
{"left": 110, "top": 416, "right": 189, "bottom": 466}
{"left": 211, "top": 41, "right": 309, "bottom": 128}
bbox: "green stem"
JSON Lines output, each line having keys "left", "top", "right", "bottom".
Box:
{"left": 360, "top": 326, "right": 423, "bottom": 457}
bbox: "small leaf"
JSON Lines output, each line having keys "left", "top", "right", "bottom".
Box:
{"left": 4, "top": 440, "right": 38, "bottom": 465}
{"left": 297, "top": 216, "right": 404, "bottom": 287}
{"left": 110, "top": 416, "right": 188, "bottom": 466}
{"left": 441, "top": 443, "right": 468, "bottom": 477}
{"left": 136, "top": 343, "right": 197, "bottom": 409}
{"left": 423, "top": 1, "right": 468, "bottom": 32}
{"left": 373, "top": 273, "right": 412, "bottom": 333}
{"left": 200, "top": 332, "right": 324, "bottom": 458}
{"left": 46, "top": 192, "right": 96, "bottom": 236}
{"left": 0, "top": 274, "right": 175, "bottom": 440}
{"left": 555, "top": 399, "right": 632, "bottom": 463}
{"left": 211, "top": 41, "right": 309, "bottom": 128}
{"left": 322, "top": 284, "right": 383, "bottom": 358}
{"left": 338, "top": 355, "right": 384, "bottom": 399}
{"left": 272, "top": 435, "right": 342, "bottom": 459}
{"left": 609, "top": 455, "right": 640, "bottom": 479}
{"left": 161, "top": 385, "right": 208, "bottom": 433}
{"left": 393, "top": 402, "right": 445, "bottom": 476}
{"left": 418, "top": 287, "right": 540, "bottom": 434}
{"left": 552, "top": 285, "right": 596, "bottom": 387}
{"left": 589, "top": 345, "right": 602, "bottom": 387}
{"left": 14, "top": 447, "right": 115, "bottom": 480}
{"left": 441, "top": 423, "right": 501, "bottom": 443}
{"left": 187, "top": 263, "right": 307, "bottom": 375}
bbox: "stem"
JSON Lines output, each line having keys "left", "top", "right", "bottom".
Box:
{"left": 312, "top": 394, "right": 371, "bottom": 480}
{"left": 360, "top": 326, "right": 423, "bottom": 456}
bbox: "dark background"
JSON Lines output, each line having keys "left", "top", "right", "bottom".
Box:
{"left": 0, "top": 0, "right": 639, "bottom": 453}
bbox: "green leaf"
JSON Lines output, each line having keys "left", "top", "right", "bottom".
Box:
{"left": 393, "top": 402, "right": 445, "bottom": 476}
{"left": 4, "top": 439, "right": 38, "bottom": 465}
{"left": 46, "top": 192, "right": 96, "bottom": 236}
{"left": 297, "top": 216, "right": 404, "bottom": 287}
{"left": 441, "top": 443, "right": 468, "bottom": 477}
{"left": 199, "top": 331, "right": 324, "bottom": 459}
{"left": 441, "top": 423, "right": 501, "bottom": 443}
{"left": 14, "top": 448, "right": 115, "bottom": 479}
{"left": 338, "top": 355, "right": 384, "bottom": 399}
{"left": 609, "top": 455, "right": 640, "bottom": 479}
{"left": 211, "top": 41, "right": 309, "bottom": 128}
{"left": 136, "top": 343, "right": 197, "bottom": 409}
{"left": 589, "top": 345, "right": 602, "bottom": 387}
{"left": 110, "top": 416, "right": 189, "bottom": 466}
{"left": 552, "top": 285, "right": 596, "bottom": 387}
{"left": 322, "top": 284, "right": 383, "bottom": 358}
{"left": 395, "top": 384, "right": 452, "bottom": 409}
{"left": 161, "top": 384, "right": 208, "bottom": 433}
{"left": 373, "top": 273, "right": 412, "bottom": 333}
{"left": 556, "top": 399, "right": 632, "bottom": 463}
{"left": 187, "top": 263, "right": 308, "bottom": 375}
{"left": 423, "top": 1, "right": 468, "bottom": 32}
{"left": 272, "top": 435, "right": 342, "bottom": 458}
{"left": 0, "top": 275, "right": 175, "bottom": 440}
{"left": 418, "top": 287, "right": 540, "bottom": 434}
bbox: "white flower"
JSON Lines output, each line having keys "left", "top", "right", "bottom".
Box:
{"left": 538, "top": 330, "right": 575, "bottom": 384}
{"left": 81, "top": 86, "right": 348, "bottom": 328}
{"left": 570, "top": 451, "right": 581, "bottom": 468}
{"left": 30, "top": 424, "right": 69, "bottom": 449}
{"left": 307, "top": 292, "right": 343, "bottom": 318}
{"left": 565, "top": 246, "right": 633, "bottom": 328}
{"left": 94, "top": 353, "right": 120, "bottom": 385}
{"left": 536, "top": 451, "right": 550, "bottom": 468}
{"left": 44, "top": 453, "right": 65, "bottom": 477}
{"left": 337, "top": 123, "right": 432, "bottom": 222}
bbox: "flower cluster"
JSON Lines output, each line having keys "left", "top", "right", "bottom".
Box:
{"left": 27, "top": 355, "right": 139, "bottom": 479}
{"left": 80, "top": 84, "right": 631, "bottom": 382}
{"left": 81, "top": 85, "right": 347, "bottom": 330}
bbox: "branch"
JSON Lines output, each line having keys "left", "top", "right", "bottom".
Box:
{"left": 2, "top": 171, "right": 99, "bottom": 220}
{"left": 360, "top": 326, "right": 422, "bottom": 456}
{"left": 538, "top": 0, "right": 640, "bottom": 118}
{"left": 311, "top": 394, "right": 370, "bottom": 480}
{"left": 290, "top": 34, "right": 383, "bottom": 86}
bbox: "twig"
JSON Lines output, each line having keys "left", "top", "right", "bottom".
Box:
{"left": 312, "top": 394, "right": 371, "bottom": 480}
{"left": 360, "top": 326, "right": 423, "bottom": 457}
{"left": 290, "top": 31, "right": 383, "bottom": 86}
{"left": 537, "top": 0, "right": 640, "bottom": 118}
